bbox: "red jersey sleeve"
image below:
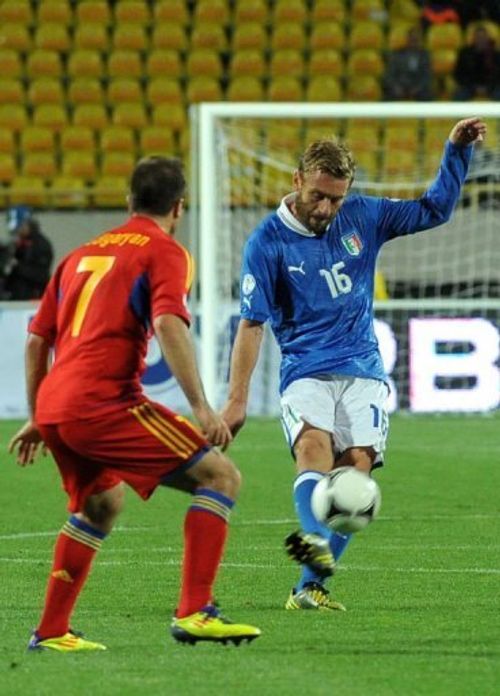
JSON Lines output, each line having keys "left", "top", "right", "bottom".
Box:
{"left": 28, "top": 262, "right": 63, "bottom": 344}
{"left": 148, "top": 238, "right": 193, "bottom": 325}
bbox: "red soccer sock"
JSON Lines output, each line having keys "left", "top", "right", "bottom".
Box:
{"left": 37, "top": 516, "right": 105, "bottom": 639}
{"left": 176, "top": 488, "right": 234, "bottom": 618}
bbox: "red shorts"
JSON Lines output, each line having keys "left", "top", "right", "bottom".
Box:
{"left": 39, "top": 400, "right": 210, "bottom": 513}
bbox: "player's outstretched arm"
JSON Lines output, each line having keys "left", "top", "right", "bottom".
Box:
{"left": 8, "top": 333, "right": 50, "bottom": 466}
{"left": 448, "top": 117, "right": 487, "bottom": 146}
{"left": 221, "top": 319, "right": 265, "bottom": 438}
{"left": 153, "top": 313, "right": 232, "bottom": 449}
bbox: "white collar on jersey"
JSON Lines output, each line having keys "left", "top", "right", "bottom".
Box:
{"left": 277, "top": 193, "right": 316, "bottom": 237}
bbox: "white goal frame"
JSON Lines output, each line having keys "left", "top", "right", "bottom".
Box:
{"left": 191, "top": 101, "right": 500, "bottom": 405}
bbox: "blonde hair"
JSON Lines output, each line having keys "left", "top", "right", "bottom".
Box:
{"left": 299, "top": 138, "right": 356, "bottom": 181}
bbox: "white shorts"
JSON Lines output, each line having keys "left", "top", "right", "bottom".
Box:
{"left": 280, "top": 376, "right": 390, "bottom": 463}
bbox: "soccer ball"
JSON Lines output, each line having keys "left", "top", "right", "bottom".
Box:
{"left": 311, "top": 467, "right": 381, "bottom": 534}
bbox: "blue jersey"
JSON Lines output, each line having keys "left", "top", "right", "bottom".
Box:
{"left": 239, "top": 141, "right": 473, "bottom": 393}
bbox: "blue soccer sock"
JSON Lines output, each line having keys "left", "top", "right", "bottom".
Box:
{"left": 293, "top": 471, "right": 353, "bottom": 591}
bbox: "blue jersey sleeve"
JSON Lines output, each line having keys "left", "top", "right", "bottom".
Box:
{"left": 375, "top": 141, "right": 473, "bottom": 245}
{"left": 240, "top": 230, "right": 278, "bottom": 323}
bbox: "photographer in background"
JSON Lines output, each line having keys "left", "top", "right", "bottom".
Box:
{"left": 1, "top": 207, "right": 53, "bottom": 300}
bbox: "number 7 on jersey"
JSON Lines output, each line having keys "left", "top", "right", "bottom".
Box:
{"left": 72, "top": 256, "right": 116, "bottom": 337}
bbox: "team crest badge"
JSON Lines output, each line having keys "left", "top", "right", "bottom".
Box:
{"left": 341, "top": 232, "right": 363, "bottom": 256}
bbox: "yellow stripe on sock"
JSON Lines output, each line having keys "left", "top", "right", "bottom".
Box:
{"left": 61, "top": 523, "right": 102, "bottom": 551}
{"left": 192, "top": 496, "right": 231, "bottom": 522}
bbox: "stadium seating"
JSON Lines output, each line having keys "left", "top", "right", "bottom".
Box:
{"left": 233, "top": 0, "right": 269, "bottom": 24}
{"left": 146, "top": 50, "right": 183, "bottom": 79}
{"left": 75, "top": 1, "right": 111, "bottom": 26}
{"left": 28, "top": 78, "right": 64, "bottom": 107}
{"left": 0, "top": 0, "right": 34, "bottom": 24}
{"left": 9, "top": 176, "right": 48, "bottom": 206}
{"left": 26, "top": 50, "right": 63, "bottom": 79}
{"left": 230, "top": 51, "right": 267, "bottom": 79}
{"left": 37, "top": 1, "right": 73, "bottom": 24}
{"left": 226, "top": 77, "right": 265, "bottom": 102}
{"left": 0, "top": 79, "right": 25, "bottom": 107}
{"left": 311, "top": 0, "right": 346, "bottom": 23}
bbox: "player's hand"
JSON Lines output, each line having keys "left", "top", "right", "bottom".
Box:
{"left": 449, "top": 118, "right": 487, "bottom": 146}
{"left": 193, "top": 404, "right": 233, "bottom": 450}
{"left": 8, "top": 420, "right": 47, "bottom": 467}
{"left": 220, "top": 398, "right": 247, "bottom": 440}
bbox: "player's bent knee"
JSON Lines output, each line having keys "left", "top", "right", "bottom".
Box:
{"left": 337, "top": 447, "right": 376, "bottom": 472}
{"left": 293, "top": 430, "right": 333, "bottom": 471}
{"left": 192, "top": 450, "right": 241, "bottom": 499}
{"left": 82, "top": 483, "right": 125, "bottom": 531}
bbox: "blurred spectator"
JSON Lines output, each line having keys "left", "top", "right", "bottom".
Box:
{"left": 421, "top": 2, "right": 461, "bottom": 30}
{"left": 460, "top": 0, "right": 500, "bottom": 25}
{"left": 453, "top": 25, "right": 500, "bottom": 100}
{"left": 1, "top": 207, "right": 53, "bottom": 300}
{"left": 383, "top": 27, "right": 433, "bottom": 100}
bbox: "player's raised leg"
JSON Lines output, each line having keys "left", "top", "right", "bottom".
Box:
{"left": 28, "top": 480, "right": 125, "bottom": 652}
{"left": 169, "top": 448, "right": 261, "bottom": 645}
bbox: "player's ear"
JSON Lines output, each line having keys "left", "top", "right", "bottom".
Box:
{"left": 293, "top": 169, "right": 303, "bottom": 191}
{"left": 172, "top": 198, "right": 184, "bottom": 220}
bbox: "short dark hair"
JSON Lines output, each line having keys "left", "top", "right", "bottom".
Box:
{"left": 129, "top": 156, "right": 186, "bottom": 216}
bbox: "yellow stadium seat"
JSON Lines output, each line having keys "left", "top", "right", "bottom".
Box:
{"left": 190, "top": 23, "right": 227, "bottom": 52}
{"left": 349, "top": 23, "right": 385, "bottom": 51}
{"left": 306, "top": 76, "right": 343, "bottom": 102}
{"left": 114, "top": 1, "right": 151, "bottom": 25}
{"left": 345, "top": 75, "right": 382, "bottom": 101}
{"left": 382, "top": 149, "right": 418, "bottom": 178}
{"left": 390, "top": 0, "right": 421, "bottom": 22}
{"left": 26, "top": 49, "right": 63, "bottom": 79}
{"left": 49, "top": 176, "right": 88, "bottom": 209}
{"left": 266, "top": 124, "right": 303, "bottom": 151}
{"left": 67, "top": 50, "right": 105, "bottom": 79}
{"left": 347, "top": 49, "right": 385, "bottom": 78}
{"left": 92, "top": 175, "right": 128, "bottom": 207}
{"left": 154, "top": 1, "right": 189, "bottom": 25}
{"left": 75, "top": 1, "right": 111, "bottom": 25}
{"left": 151, "top": 104, "right": 186, "bottom": 132}
{"left": 60, "top": 126, "right": 95, "bottom": 152}
{"left": 34, "top": 23, "right": 71, "bottom": 52}
{"left": 273, "top": 0, "right": 308, "bottom": 24}
{"left": 62, "top": 151, "right": 97, "bottom": 180}
{"left": 73, "top": 104, "right": 109, "bottom": 131}
{"left": 112, "top": 24, "right": 148, "bottom": 52}
{"left": 0, "top": 154, "right": 17, "bottom": 182}
{"left": 0, "top": 49, "right": 23, "bottom": 79}
{"left": 387, "top": 22, "right": 416, "bottom": 50}
{"left": 0, "top": 127, "right": 15, "bottom": 154}
{"left": 351, "top": 0, "right": 386, "bottom": 22}
{"left": 107, "top": 50, "right": 144, "bottom": 80}
{"left": 67, "top": 78, "right": 105, "bottom": 106}
{"left": 151, "top": 24, "right": 188, "bottom": 52}
{"left": 111, "top": 103, "right": 148, "bottom": 129}
{"left": 186, "top": 49, "right": 223, "bottom": 78}
{"left": 0, "top": 24, "right": 32, "bottom": 52}
{"left": 309, "top": 23, "right": 346, "bottom": 52}
{"left": 100, "top": 125, "right": 136, "bottom": 154}
{"left": 33, "top": 104, "right": 68, "bottom": 132}
{"left": 354, "top": 151, "right": 379, "bottom": 180}
{"left": 0, "top": 104, "right": 27, "bottom": 132}
{"left": 9, "top": 176, "right": 48, "bottom": 206}
{"left": 140, "top": 127, "right": 176, "bottom": 156}
{"left": 267, "top": 76, "right": 303, "bottom": 102}
{"left": 233, "top": 0, "right": 268, "bottom": 24}
{"left": 19, "top": 126, "right": 55, "bottom": 153}
{"left": 229, "top": 51, "right": 266, "bottom": 78}
{"left": 193, "top": 0, "right": 230, "bottom": 25}
{"left": 73, "top": 23, "right": 110, "bottom": 52}
{"left": 344, "top": 124, "right": 376, "bottom": 152}
{"left": 426, "top": 24, "right": 463, "bottom": 51}
{"left": 0, "top": 79, "right": 24, "bottom": 106}
{"left": 37, "top": 1, "right": 73, "bottom": 24}
{"left": 185, "top": 77, "right": 223, "bottom": 103}
{"left": 231, "top": 23, "right": 268, "bottom": 51}
{"left": 308, "top": 50, "right": 344, "bottom": 79}
{"left": 0, "top": 1, "right": 33, "bottom": 24}
{"left": 311, "top": 0, "right": 346, "bottom": 23}
{"left": 431, "top": 49, "right": 458, "bottom": 77}
{"left": 28, "top": 78, "right": 64, "bottom": 107}
{"left": 269, "top": 50, "right": 305, "bottom": 79}
{"left": 107, "top": 78, "right": 143, "bottom": 106}
{"left": 146, "top": 78, "right": 183, "bottom": 107}
{"left": 384, "top": 125, "right": 420, "bottom": 152}
{"left": 22, "top": 152, "right": 57, "bottom": 180}
{"left": 146, "top": 50, "right": 183, "bottom": 79}
{"left": 271, "top": 24, "right": 306, "bottom": 52}
{"left": 226, "top": 76, "right": 265, "bottom": 101}
{"left": 100, "top": 152, "right": 135, "bottom": 178}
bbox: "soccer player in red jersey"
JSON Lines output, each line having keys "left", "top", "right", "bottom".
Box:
{"left": 9, "top": 156, "right": 261, "bottom": 651}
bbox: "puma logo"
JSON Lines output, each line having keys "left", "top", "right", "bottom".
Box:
{"left": 288, "top": 261, "right": 306, "bottom": 275}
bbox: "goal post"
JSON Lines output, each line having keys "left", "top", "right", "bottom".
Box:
{"left": 191, "top": 102, "right": 500, "bottom": 413}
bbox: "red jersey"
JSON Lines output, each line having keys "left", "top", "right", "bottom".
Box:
{"left": 30, "top": 215, "right": 193, "bottom": 424}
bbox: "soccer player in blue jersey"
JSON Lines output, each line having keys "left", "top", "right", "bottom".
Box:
{"left": 222, "top": 117, "right": 486, "bottom": 611}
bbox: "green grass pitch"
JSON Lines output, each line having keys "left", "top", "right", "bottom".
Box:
{"left": 1, "top": 415, "right": 500, "bottom": 695}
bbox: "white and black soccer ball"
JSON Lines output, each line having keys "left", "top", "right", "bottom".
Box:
{"left": 311, "top": 466, "right": 381, "bottom": 534}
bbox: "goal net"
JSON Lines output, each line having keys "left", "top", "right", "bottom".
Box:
{"left": 190, "top": 102, "right": 500, "bottom": 414}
